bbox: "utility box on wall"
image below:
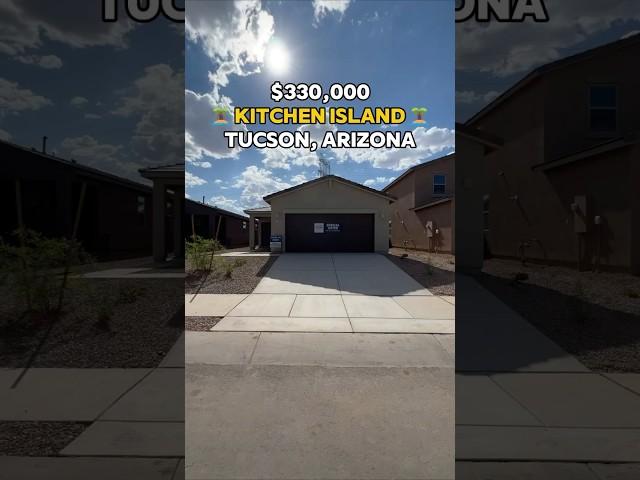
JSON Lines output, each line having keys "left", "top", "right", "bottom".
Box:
{"left": 572, "top": 195, "right": 588, "bottom": 233}
{"left": 426, "top": 221, "right": 434, "bottom": 238}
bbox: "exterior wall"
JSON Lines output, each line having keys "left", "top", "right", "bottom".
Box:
{"left": 543, "top": 41, "right": 640, "bottom": 161}
{"left": 185, "top": 200, "right": 249, "bottom": 248}
{"left": 455, "top": 136, "right": 487, "bottom": 271}
{"left": 415, "top": 199, "right": 454, "bottom": 254}
{"left": 471, "top": 44, "right": 637, "bottom": 271}
{"left": 385, "top": 155, "right": 455, "bottom": 253}
{"left": 269, "top": 178, "right": 391, "bottom": 252}
{"left": 0, "top": 142, "right": 153, "bottom": 260}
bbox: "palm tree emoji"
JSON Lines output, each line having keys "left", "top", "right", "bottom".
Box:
{"left": 213, "top": 106, "right": 229, "bottom": 124}
{"left": 411, "top": 107, "right": 427, "bottom": 123}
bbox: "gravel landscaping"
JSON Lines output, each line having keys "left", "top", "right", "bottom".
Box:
{"left": 0, "top": 421, "right": 87, "bottom": 456}
{"left": 385, "top": 248, "right": 455, "bottom": 296}
{"left": 475, "top": 269, "right": 640, "bottom": 373}
{"left": 483, "top": 258, "right": 640, "bottom": 316}
{"left": 185, "top": 256, "right": 276, "bottom": 294}
{"left": 186, "top": 316, "right": 221, "bottom": 331}
{"left": 0, "top": 278, "right": 183, "bottom": 368}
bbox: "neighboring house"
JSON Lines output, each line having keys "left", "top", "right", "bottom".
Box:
{"left": 139, "top": 163, "right": 185, "bottom": 263}
{"left": 466, "top": 34, "right": 640, "bottom": 274}
{"left": 1, "top": 138, "right": 153, "bottom": 260}
{"left": 246, "top": 175, "right": 395, "bottom": 253}
{"left": 185, "top": 198, "right": 249, "bottom": 248}
{"left": 383, "top": 154, "right": 455, "bottom": 253}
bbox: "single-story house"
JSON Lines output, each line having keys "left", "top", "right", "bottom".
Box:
{"left": 185, "top": 198, "right": 249, "bottom": 248}
{"left": 1, "top": 138, "right": 153, "bottom": 260}
{"left": 383, "top": 153, "right": 455, "bottom": 253}
{"left": 245, "top": 175, "right": 395, "bottom": 253}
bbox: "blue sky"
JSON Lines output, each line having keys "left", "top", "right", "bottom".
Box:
{"left": 185, "top": 0, "right": 455, "bottom": 214}
{"left": 456, "top": 0, "right": 640, "bottom": 121}
{"left": 0, "top": 0, "right": 183, "bottom": 182}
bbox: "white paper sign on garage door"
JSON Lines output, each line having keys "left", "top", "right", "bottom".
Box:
{"left": 314, "top": 223, "right": 324, "bottom": 233}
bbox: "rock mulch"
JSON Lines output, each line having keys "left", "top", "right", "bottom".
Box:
{"left": 185, "top": 316, "right": 221, "bottom": 331}
{"left": 483, "top": 258, "right": 640, "bottom": 316}
{"left": 385, "top": 249, "right": 455, "bottom": 296}
{"left": 186, "top": 256, "right": 276, "bottom": 295}
{"left": 0, "top": 421, "right": 87, "bottom": 456}
{"left": 476, "top": 270, "right": 640, "bottom": 373}
{"left": 0, "top": 278, "right": 183, "bottom": 368}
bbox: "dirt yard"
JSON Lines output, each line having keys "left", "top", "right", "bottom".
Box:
{"left": 483, "top": 258, "right": 640, "bottom": 316}
{"left": 386, "top": 248, "right": 455, "bottom": 296}
{"left": 479, "top": 259, "right": 640, "bottom": 372}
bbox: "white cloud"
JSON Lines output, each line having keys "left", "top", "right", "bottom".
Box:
{"left": 70, "top": 96, "right": 88, "bottom": 107}
{"left": 456, "top": 90, "right": 499, "bottom": 105}
{"left": 186, "top": 171, "right": 207, "bottom": 188}
{"left": 16, "top": 54, "right": 63, "bottom": 69}
{"left": 58, "top": 135, "right": 137, "bottom": 177}
{"left": 209, "top": 195, "right": 244, "bottom": 215}
{"left": 313, "top": 0, "right": 352, "bottom": 25}
{"left": 0, "top": 0, "right": 135, "bottom": 56}
{"left": 233, "top": 165, "right": 291, "bottom": 208}
{"left": 363, "top": 176, "right": 395, "bottom": 187}
{"left": 186, "top": 0, "right": 274, "bottom": 89}
{"left": 192, "top": 160, "right": 212, "bottom": 168}
{"left": 84, "top": 113, "right": 101, "bottom": 119}
{"left": 290, "top": 173, "right": 308, "bottom": 184}
{"left": 261, "top": 122, "right": 336, "bottom": 169}
{"left": 214, "top": 179, "right": 223, "bottom": 184}
{"left": 185, "top": 89, "right": 245, "bottom": 161}
{"left": 0, "top": 128, "right": 11, "bottom": 141}
{"left": 334, "top": 126, "right": 455, "bottom": 171}
{"left": 113, "top": 64, "right": 184, "bottom": 167}
{"left": 0, "top": 77, "right": 51, "bottom": 112}
{"left": 457, "top": 0, "right": 640, "bottom": 77}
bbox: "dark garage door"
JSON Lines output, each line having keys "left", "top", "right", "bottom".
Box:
{"left": 285, "top": 214, "right": 374, "bottom": 252}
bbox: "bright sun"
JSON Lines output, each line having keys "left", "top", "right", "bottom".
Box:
{"left": 265, "top": 41, "right": 290, "bottom": 75}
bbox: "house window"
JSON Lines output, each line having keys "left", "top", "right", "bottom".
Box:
{"left": 137, "top": 195, "right": 146, "bottom": 226}
{"left": 433, "top": 174, "right": 446, "bottom": 195}
{"left": 589, "top": 85, "right": 617, "bottom": 133}
{"left": 242, "top": 221, "right": 247, "bottom": 230}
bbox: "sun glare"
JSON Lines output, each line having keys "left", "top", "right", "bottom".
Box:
{"left": 265, "top": 41, "right": 290, "bottom": 75}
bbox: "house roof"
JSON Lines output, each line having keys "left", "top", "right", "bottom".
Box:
{"left": 139, "top": 163, "right": 185, "bottom": 181}
{"left": 185, "top": 198, "right": 248, "bottom": 221}
{"left": 532, "top": 134, "right": 639, "bottom": 172}
{"left": 263, "top": 175, "right": 396, "bottom": 203}
{"left": 466, "top": 33, "right": 640, "bottom": 126}
{"left": 382, "top": 153, "right": 455, "bottom": 192}
{"left": 244, "top": 206, "right": 272, "bottom": 215}
{"left": 0, "top": 138, "right": 152, "bottom": 193}
{"left": 411, "top": 197, "right": 453, "bottom": 211}
{"left": 455, "top": 122, "right": 502, "bottom": 150}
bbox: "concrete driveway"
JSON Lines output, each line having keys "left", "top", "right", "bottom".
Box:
{"left": 188, "top": 253, "right": 454, "bottom": 334}
{"left": 186, "top": 253, "right": 454, "bottom": 479}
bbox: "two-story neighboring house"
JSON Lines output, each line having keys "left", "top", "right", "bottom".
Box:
{"left": 383, "top": 153, "right": 455, "bottom": 253}
{"left": 466, "top": 34, "right": 640, "bottom": 274}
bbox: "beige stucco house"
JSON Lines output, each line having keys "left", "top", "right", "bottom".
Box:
{"left": 245, "top": 175, "right": 395, "bottom": 253}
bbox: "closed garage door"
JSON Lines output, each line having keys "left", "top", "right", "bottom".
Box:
{"left": 285, "top": 213, "right": 374, "bottom": 252}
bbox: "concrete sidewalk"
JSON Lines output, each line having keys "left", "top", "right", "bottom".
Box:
{"left": 455, "top": 275, "right": 640, "bottom": 472}
{"left": 0, "top": 333, "right": 186, "bottom": 478}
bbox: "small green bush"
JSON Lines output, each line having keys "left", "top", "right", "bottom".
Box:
{"left": 186, "top": 236, "right": 223, "bottom": 272}
{"left": 0, "top": 229, "right": 91, "bottom": 315}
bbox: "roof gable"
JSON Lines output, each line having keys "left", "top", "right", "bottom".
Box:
{"left": 263, "top": 175, "right": 395, "bottom": 203}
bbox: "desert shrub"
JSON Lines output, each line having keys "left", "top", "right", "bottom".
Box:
{"left": 0, "top": 229, "right": 92, "bottom": 315}
{"left": 186, "top": 236, "right": 223, "bottom": 272}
